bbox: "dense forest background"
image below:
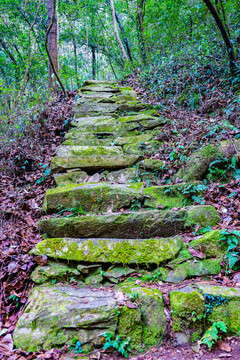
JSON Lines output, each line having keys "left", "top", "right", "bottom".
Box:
{"left": 1, "top": 0, "right": 240, "bottom": 122}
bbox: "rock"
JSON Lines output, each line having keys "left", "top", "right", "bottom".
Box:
{"left": 77, "top": 264, "right": 101, "bottom": 275}
{"left": 62, "top": 138, "right": 113, "bottom": 146}
{"left": 160, "top": 258, "right": 222, "bottom": 283}
{"left": 170, "top": 286, "right": 204, "bottom": 340}
{"left": 188, "top": 230, "right": 225, "bottom": 258}
{"left": 123, "top": 140, "right": 161, "bottom": 156}
{"left": 175, "top": 140, "right": 240, "bottom": 182}
{"left": 120, "top": 285, "right": 166, "bottom": 347}
{"left": 64, "top": 131, "right": 96, "bottom": 140}
{"left": 196, "top": 284, "right": 240, "bottom": 334}
{"left": 39, "top": 206, "right": 219, "bottom": 238}
{"left": 185, "top": 205, "right": 220, "bottom": 228}
{"left": 31, "top": 261, "right": 82, "bottom": 284}
{"left": 118, "top": 306, "right": 142, "bottom": 349}
{"left": 105, "top": 168, "right": 138, "bottom": 183}
{"left": 31, "top": 236, "right": 183, "bottom": 266}
{"left": 84, "top": 268, "right": 104, "bottom": 285}
{"left": 42, "top": 183, "right": 144, "bottom": 214}
{"left": 55, "top": 145, "right": 123, "bottom": 157}
{"left": 139, "top": 158, "right": 165, "bottom": 171}
{"left": 71, "top": 115, "right": 116, "bottom": 127}
{"left": 143, "top": 182, "right": 201, "bottom": 209}
{"left": 13, "top": 286, "right": 118, "bottom": 351}
{"left": 50, "top": 154, "right": 142, "bottom": 173}
{"left": 114, "top": 133, "right": 153, "bottom": 146}
{"left": 53, "top": 171, "right": 88, "bottom": 186}
{"left": 104, "top": 266, "right": 135, "bottom": 283}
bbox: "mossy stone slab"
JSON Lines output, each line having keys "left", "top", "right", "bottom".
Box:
{"left": 55, "top": 145, "right": 123, "bottom": 157}
{"left": 50, "top": 155, "right": 142, "bottom": 173}
{"left": 31, "top": 236, "right": 183, "bottom": 265}
{"left": 62, "top": 138, "right": 113, "bottom": 146}
{"left": 80, "top": 85, "right": 120, "bottom": 93}
{"left": 118, "top": 306, "right": 142, "bottom": 349}
{"left": 31, "top": 261, "right": 82, "bottom": 284}
{"left": 114, "top": 133, "right": 153, "bottom": 146}
{"left": 13, "top": 286, "right": 118, "bottom": 351}
{"left": 75, "top": 100, "right": 119, "bottom": 117}
{"left": 139, "top": 158, "right": 165, "bottom": 171}
{"left": 53, "top": 171, "right": 88, "bottom": 186}
{"left": 43, "top": 183, "right": 144, "bottom": 214}
{"left": 64, "top": 132, "right": 96, "bottom": 140}
{"left": 170, "top": 286, "right": 205, "bottom": 340}
{"left": 39, "top": 209, "right": 188, "bottom": 239}
{"left": 71, "top": 116, "right": 116, "bottom": 127}
{"left": 185, "top": 205, "right": 220, "bottom": 227}
{"left": 160, "top": 258, "right": 222, "bottom": 283}
{"left": 196, "top": 284, "right": 240, "bottom": 334}
{"left": 189, "top": 230, "right": 226, "bottom": 258}
{"left": 123, "top": 140, "right": 161, "bottom": 156}
{"left": 120, "top": 286, "right": 166, "bottom": 347}
{"left": 118, "top": 113, "right": 159, "bottom": 124}
{"left": 105, "top": 168, "right": 139, "bottom": 183}
{"left": 143, "top": 182, "right": 200, "bottom": 209}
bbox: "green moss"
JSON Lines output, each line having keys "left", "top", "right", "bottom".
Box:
{"left": 118, "top": 306, "right": 143, "bottom": 349}
{"left": 170, "top": 286, "right": 204, "bottom": 333}
{"left": 185, "top": 205, "right": 220, "bottom": 227}
{"left": 56, "top": 145, "right": 123, "bottom": 157}
{"left": 31, "top": 236, "right": 183, "bottom": 266}
{"left": 199, "top": 144, "right": 219, "bottom": 158}
{"left": 189, "top": 230, "right": 226, "bottom": 258}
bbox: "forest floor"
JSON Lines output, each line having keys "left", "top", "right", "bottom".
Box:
{"left": 1, "top": 69, "right": 240, "bottom": 359}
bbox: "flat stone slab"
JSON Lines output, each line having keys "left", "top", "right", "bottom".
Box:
{"left": 50, "top": 155, "right": 142, "bottom": 173}
{"left": 31, "top": 236, "right": 183, "bottom": 265}
{"left": 55, "top": 145, "right": 123, "bottom": 157}
{"left": 39, "top": 206, "right": 219, "bottom": 239}
{"left": 43, "top": 183, "right": 144, "bottom": 213}
{"left": 13, "top": 286, "right": 118, "bottom": 351}
{"left": 71, "top": 116, "right": 116, "bottom": 126}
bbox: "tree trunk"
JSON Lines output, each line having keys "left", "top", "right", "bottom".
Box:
{"left": 72, "top": 35, "right": 80, "bottom": 87}
{"left": 202, "top": 0, "right": 237, "bottom": 77}
{"left": 91, "top": 46, "right": 96, "bottom": 79}
{"left": 136, "top": 0, "right": 147, "bottom": 64}
{"left": 46, "top": 0, "right": 58, "bottom": 91}
{"left": 109, "top": 0, "right": 128, "bottom": 62}
{"left": 115, "top": 11, "right": 133, "bottom": 62}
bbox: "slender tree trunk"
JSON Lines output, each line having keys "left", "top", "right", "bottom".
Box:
{"left": 109, "top": 0, "right": 128, "bottom": 62}
{"left": 72, "top": 35, "right": 80, "bottom": 87}
{"left": 46, "top": 0, "right": 58, "bottom": 91}
{"left": 91, "top": 46, "right": 96, "bottom": 79}
{"left": 202, "top": 0, "right": 237, "bottom": 77}
{"left": 115, "top": 11, "right": 133, "bottom": 62}
{"left": 136, "top": 0, "right": 147, "bottom": 64}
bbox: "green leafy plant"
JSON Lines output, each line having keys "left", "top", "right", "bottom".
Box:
{"left": 220, "top": 229, "right": 240, "bottom": 271}
{"left": 8, "top": 294, "right": 20, "bottom": 308}
{"left": 103, "top": 332, "right": 131, "bottom": 358}
{"left": 70, "top": 337, "right": 83, "bottom": 354}
{"left": 200, "top": 321, "right": 227, "bottom": 349}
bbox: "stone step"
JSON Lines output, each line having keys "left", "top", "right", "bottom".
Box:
{"left": 13, "top": 284, "right": 166, "bottom": 351}
{"left": 43, "top": 183, "right": 144, "bottom": 214}
{"left": 31, "top": 235, "right": 183, "bottom": 265}
{"left": 55, "top": 145, "right": 123, "bottom": 157}
{"left": 68, "top": 121, "right": 139, "bottom": 134}
{"left": 71, "top": 115, "right": 116, "bottom": 126}
{"left": 13, "top": 281, "right": 240, "bottom": 352}
{"left": 50, "top": 154, "right": 142, "bottom": 173}
{"left": 39, "top": 206, "right": 220, "bottom": 239}
{"left": 62, "top": 138, "right": 114, "bottom": 146}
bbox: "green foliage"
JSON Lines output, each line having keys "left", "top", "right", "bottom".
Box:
{"left": 207, "top": 156, "right": 238, "bottom": 182}
{"left": 204, "top": 293, "right": 228, "bottom": 317}
{"left": 103, "top": 332, "right": 131, "bottom": 358}
{"left": 70, "top": 337, "right": 83, "bottom": 354}
{"left": 8, "top": 294, "right": 20, "bottom": 308}
{"left": 220, "top": 229, "right": 240, "bottom": 271}
{"left": 200, "top": 321, "right": 227, "bottom": 349}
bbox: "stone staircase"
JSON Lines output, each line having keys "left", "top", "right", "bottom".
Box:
{"left": 13, "top": 81, "right": 240, "bottom": 354}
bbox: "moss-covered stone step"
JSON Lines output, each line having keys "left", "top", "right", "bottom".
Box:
{"left": 55, "top": 145, "right": 123, "bottom": 157}
{"left": 53, "top": 171, "right": 88, "bottom": 186}
{"left": 43, "top": 183, "right": 144, "bottom": 214}
{"left": 71, "top": 115, "right": 116, "bottom": 127}
{"left": 13, "top": 284, "right": 167, "bottom": 352}
{"left": 62, "top": 138, "right": 113, "bottom": 146}
{"left": 51, "top": 154, "right": 142, "bottom": 173}
{"left": 31, "top": 236, "right": 183, "bottom": 265}
{"left": 39, "top": 206, "right": 220, "bottom": 239}
{"left": 170, "top": 284, "right": 240, "bottom": 343}
{"left": 68, "top": 121, "right": 139, "bottom": 135}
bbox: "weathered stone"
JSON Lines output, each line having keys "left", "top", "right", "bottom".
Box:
{"left": 53, "top": 171, "right": 88, "bottom": 186}
{"left": 170, "top": 286, "right": 204, "bottom": 339}
{"left": 160, "top": 258, "right": 222, "bottom": 283}
{"left": 42, "top": 183, "right": 144, "bottom": 214}
{"left": 84, "top": 268, "right": 104, "bottom": 285}
{"left": 55, "top": 145, "right": 123, "bottom": 157}
{"left": 175, "top": 140, "right": 240, "bottom": 182}
{"left": 120, "top": 286, "right": 166, "bottom": 347}
{"left": 189, "top": 230, "right": 225, "bottom": 258}
{"left": 196, "top": 284, "right": 240, "bottom": 334}
{"left": 139, "top": 158, "right": 165, "bottom": 171}
{"left": 114, "top": 133, "right": 153, "bottom": 146}
{"left": 105, "top": 168, "right": 138, "bottom": 183}
{"left": 31, "top": 236, "right": 183, "bottom": 265}
{"left": 118, "top": 306, "right": 142, "bottom": 349}
{"left": 77, "top": 264, "right": 101, "bottom": 275}
{"left": 51, "top": 155, "right": 142, "bottom": 173}
{"left": 13, "top": 286, "right": 118, "bottom": 351}
{"left": 64, "top": 131, "right": 96, "bottom": 140}
{"left": 143, "top": 182, "right": 201, "bottom": 209}
{"left": 31, "top": 261, "right": 82, "bottom": 284}
{"left": 39, "top": 206, "right": 219, "bottom": 238}
{"left": 62, "top": 138, "right": 113, "bottom": 146}
{"left": 105, "top": 266, "right": 135, "bottom": 283}
{"left": 68, "top": 121, "right": 139, "bottom": 135}
{"left": 185, "top": 205, "right": 220, "bottom": 228}
{"left": 123, "top": 140, "right": 161, "bottom": 156}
